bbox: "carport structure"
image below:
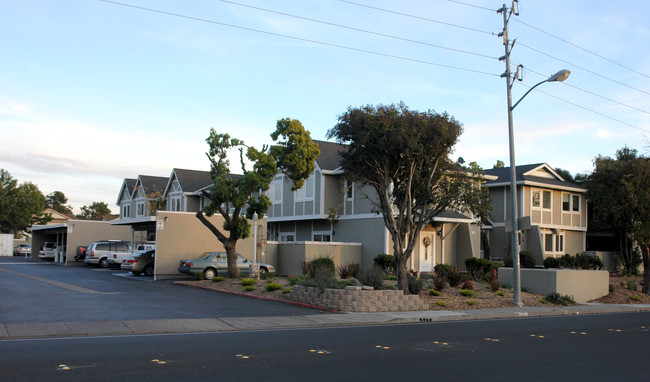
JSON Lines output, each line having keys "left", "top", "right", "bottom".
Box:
{"left": 30, "top": 220, "right": 139, "bottom": 265}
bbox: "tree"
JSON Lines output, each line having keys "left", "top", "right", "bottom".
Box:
{"left": 586, "top": 147, "right": 650, "bottom": 293}
{"left": 0, "top": 169, "right": 50, "bottom": 235}
{"left": 493, "top": 160, "right": 505, "bottom": 169}
{"left": 198, "top": 119, "right": 320, "bottom": 278}
{"left": 327, "top": 103, "right": 491, "bottom": 293}
{"left": 46, "top": 191, "right": 73, "bottom": 215}
{"left": 77, "top": 202, "right": 112, "bottom": 220}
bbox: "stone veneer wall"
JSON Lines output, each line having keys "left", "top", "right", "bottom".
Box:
{"left": 288, "top": 285, "right": 428, "bottom": 312}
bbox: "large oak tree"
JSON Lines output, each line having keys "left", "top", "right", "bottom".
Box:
{"left": 198, "top": 119, "right": 320, "bottom": 278}
{"left": 0, "top": 169, "right": 50, "bottom": 235}
{"left": 327, "top": 103, "right": 490, "bottom": 292}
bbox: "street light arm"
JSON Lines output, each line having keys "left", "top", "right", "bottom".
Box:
{"left": 511, "top": 79, "right": 548, "bottom": 110}
{"left": 511, "top": 69, "right": 570, "bottom": 111}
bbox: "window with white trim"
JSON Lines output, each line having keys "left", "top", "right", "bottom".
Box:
{"left": 295, "top": 176, "right": 314, "bottom": 201}
{"left": 121, "top": 204, "right": 130, "bottom": 219}
{"left": 279, "top": 233, "right": 295, "bottom": 242}
{"left": 345, "top": 180, "right": 353, "bottom": 200}
{"left": 543, "top": 231, "right": 564, "bottom": 254}
{"left": 562, "top": 193, "right": 581, "bottom": 212}
{"left": 267, "top": 177, "right": 283, "bottom": 204}
{"left": 532, "top": 189, "right": 551, "bottom": 210}
{"left": 136, "top": 202, "right": 145, "bottom": 216}
{"left": 313, "top": 232, "right": 332, "bottom": 242}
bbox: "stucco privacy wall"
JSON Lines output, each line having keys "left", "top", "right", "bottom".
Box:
{"left": 273, "top": 241, "right": 362, "bottom": 276}
{"left": 498, "top": 267, "right": 609, "bottom": 302}
{"left": 155, "top": 211, "right": 266, "bottom": 280}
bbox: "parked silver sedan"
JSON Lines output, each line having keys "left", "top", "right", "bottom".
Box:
{"left": 121, "top": 250, "right": 155, "bottom": 276}
{"left": 178, "top": 252, "right": 274, "bottom": 279}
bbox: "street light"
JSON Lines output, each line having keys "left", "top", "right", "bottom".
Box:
{"left": 506, "top": 69, "right": 570, "bottom": 306}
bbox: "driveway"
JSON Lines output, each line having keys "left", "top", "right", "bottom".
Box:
{"left": 0, "top": 257, "right": 332, "bottom": 324}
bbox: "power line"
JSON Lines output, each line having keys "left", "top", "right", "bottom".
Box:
{"left": 523, "top": 84, "right": 650, "bottom": 134}
{"left": 446, "top": 0, "right": 493, "bottom": 12}
{"left": 218, "top": 0, "right": 498, "bottom": 60}
{"left": 338, "top": 0, "right": 493, "bottom": 35}
{"left": 519, "top": 66, "right": 650, "bottom": 115}
{"left": 517, "top": 42, "right": 650, "bottom": 97}
{"left": 513, "top": 18, "right": 650, "bottom": 80}
{"left": 99, "top": 0, "right": 500, "bottom": 77}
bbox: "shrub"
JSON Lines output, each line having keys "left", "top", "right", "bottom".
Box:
{"left": 520, "top": 251, "right": 536, "bottom": 268}
{"left": 459, "top": 289, "right": 475, "bottom": 297}
{"left": 559, "top": 254, "right": 574, "bottom": 268}
{"left": 194, "top": 272, "right": 205, "bottom": 281}
{"left": 504, "top": 251, "right": 537, "bottom": 268}
{"left": 311, "top": 257, "right": 336, "bottom": 277}
{"left": 408, "top": 276, "right": 425, "bottom": 294}
{"left": 212, "top": 276, "right": 225, "bottom": 282}
{"left": 240, "top": 278, "right": 257, "bottom": 286}
{"left": 545, "top": 292, "right": 575, "bottom": 306}
{"left": 429, "top": 289, "right": 441, "bottom": 296}
{"left": 446, "top": 266, "right": 463, "bottom": 287}
{"left": 383, "top": 275, "right": 397, "bottom": 281}
{"left": 496, "top": 291, "right": 505, "bottom": 296}
{"left": 609, "top": 284, "right": 615, "bottom": 293}
{"left": 467, "top": 300, "right": 476, "bottom": 306}
{"left": 543, "top": 257, "right": 561, "bottom": 269}
{"left": 265, "top": 283, "right": 282, "bottom": 291}
{"left": 465, "top": 258, "right": 493, "bottom": 281}
{"left": 298, "top": 268, "right": 339, "bottom": 291}
{"left": 434, "top": 264, "right": 453, "bottom": 279}
{"left": 627, "top": 280, "right": 637, "bottom": 291}
{"left": 521, "top": 286, "right": 530, "bottom": 293}
{"left": 488, "top": 278, "right": 500, "bottom": 292}
{"left": 433, "top": 276, "right": 446, "bottom": 291}
{"left": 282, "top": 287, "right": 292, "bottom": 294}
{"left": 630, "top": 295, "right": 640, "bottom": 301}
{"left": 357, "top": 266, "right": 385, "bottom": 289}
{"left": 461, "top": 280, "right": 474, "bottom": 290}
{"left": 288, "top": 275, "right": 301, "bottom": 285}
{"left": 337, "top": 263, "right": 360, "bottom": 279}
{"left": 379, "top": 284, "right": 397, "bottom": 290}
{"left": 538, "top": 299, "right": 547, "bottom": 304}
{"left": 373, "top": 254, "right": 396, "bottom": 275}
{"left": 437, "top": 301, "right": 447, "bottom": 307}
{"left": 243, "top": 285, "right": 256, "bottom": 292}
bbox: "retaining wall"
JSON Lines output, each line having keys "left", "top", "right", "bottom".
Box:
{"left": 288, "top": 285, "right": 428, "bottom": 312}
{"left": 498, "top": 267, "right": 609, "bottom": 302}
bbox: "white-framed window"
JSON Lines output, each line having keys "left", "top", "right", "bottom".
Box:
{"left": 121, "top": 204, "right": 130, "bottom": 219}
{"left": 137, "top": 202, "right": 145, "bottom": 216}
{"left": 168, "top": 194, "right": 182, "bottom": 211}
{"left": 532, "top": 189, "right": 551, "bottom": 210}
{"left": 313, "top": 232, "right": 332, "bottom": 242}
{"left": 562, "top": 193, "right": 581, "bottom": 212}
{"left": 295, "top": 176, "right": 314, "bottom": 201}
{"left": 345, "top": 180, "right": 353, "bottom": 200}
{"left": 543, "top": 231, "right": 564, "bottom": 254}
{"left": 268, "top": 177, "right": 283, "bottom": 204}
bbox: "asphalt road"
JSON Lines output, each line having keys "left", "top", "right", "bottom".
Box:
{"left": 1, "top": 312, "right": 648, "bottom": 381}
{"left": 0, "top": 257, "right": 330, "bottom": 324}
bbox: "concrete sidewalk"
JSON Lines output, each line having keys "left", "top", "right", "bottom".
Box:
{"left": 2, "top": 303, "right": 649, "bottom": 339}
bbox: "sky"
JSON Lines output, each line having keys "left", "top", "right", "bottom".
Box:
{"left": 1, "top": 0, "right": 649, "bottom": 214}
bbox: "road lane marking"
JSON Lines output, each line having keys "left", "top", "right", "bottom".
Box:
{"left": 0, "top": 267, "right": 120, "bottom": 294}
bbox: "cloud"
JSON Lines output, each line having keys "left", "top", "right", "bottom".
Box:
{"left": 0, "top": 102, "right": 30, "bottom": 116}
{"left": 594, "top": 129, "right": 613, "bottom": 139}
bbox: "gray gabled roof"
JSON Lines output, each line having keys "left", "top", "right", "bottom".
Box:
{"left": 484, "top": 163, "right": 585, "bottom": 192}
{"left": 313, "top": 140, "right": 347, "bottom": 172}
{"left": 137, "top": 175, "right": 169, "bottom": 196}
{"left": 165, "top": 168, "right": 213, "bottom": 195}
{"left": 115, "top": 178, "right": 137, "bottom": 205}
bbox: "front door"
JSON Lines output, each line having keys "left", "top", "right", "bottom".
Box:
{"left": 419, "top": 233, "right": 435, "bottom": 272}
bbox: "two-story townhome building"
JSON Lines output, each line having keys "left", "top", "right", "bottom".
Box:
{"left": 162, "top": 168, "right": 213, "bottom": 213}
{"left": 483, "top": 163, "right": 588, "bottom": 265}
{"left": 265, "top": 140, "right": 490, "bottom": 272}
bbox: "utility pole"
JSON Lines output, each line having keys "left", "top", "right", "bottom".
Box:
{"left": 498, "top": 1, "right": 523, "bottom": 307}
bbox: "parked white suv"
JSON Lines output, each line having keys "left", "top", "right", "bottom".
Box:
{"left": 38, "top": 242, "right": 57, "bottom": 259}
{"left": 84, "top": 240, "right": 133, "bottom": 268}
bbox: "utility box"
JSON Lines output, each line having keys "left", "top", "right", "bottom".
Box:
{"left": 0, "top": 234, "right": 13, "bottom": 256}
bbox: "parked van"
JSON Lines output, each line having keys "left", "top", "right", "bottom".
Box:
{"left": 38, "top": 242, "right": 57, "bottom": 259}
{"left": 84, "top": 240, "right": 132, "bottom": 268}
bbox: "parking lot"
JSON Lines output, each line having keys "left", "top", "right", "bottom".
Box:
{"left": 0, "top": 257, "right": 329, "bottom": 324}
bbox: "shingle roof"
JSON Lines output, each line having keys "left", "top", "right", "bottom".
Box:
{"left": 313, "top": 140, "right": 347, "bottom": 171}
{"left": 138, "top": 175, "right": 169, "bottom": 195}
{"left": 172, "top": 168, "right": 213, "bottom": 193}
{"left": 124, "top": 178, "right": 137, "bottom": 195}
{"left": 484, "top": 163, "right": 585, "bottom": 191}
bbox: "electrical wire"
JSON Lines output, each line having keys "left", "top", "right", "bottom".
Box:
{"left": 99, "top": 0, "right": 499, "bottom": 77}
{"left": 218, "top": 0, "right": 498, "bottom": 60}
{"left": 518, "top": 66, "right": 650, "bottom": 115}
{"left": 338, "top": 0, "right": 494, "bottom": 35}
